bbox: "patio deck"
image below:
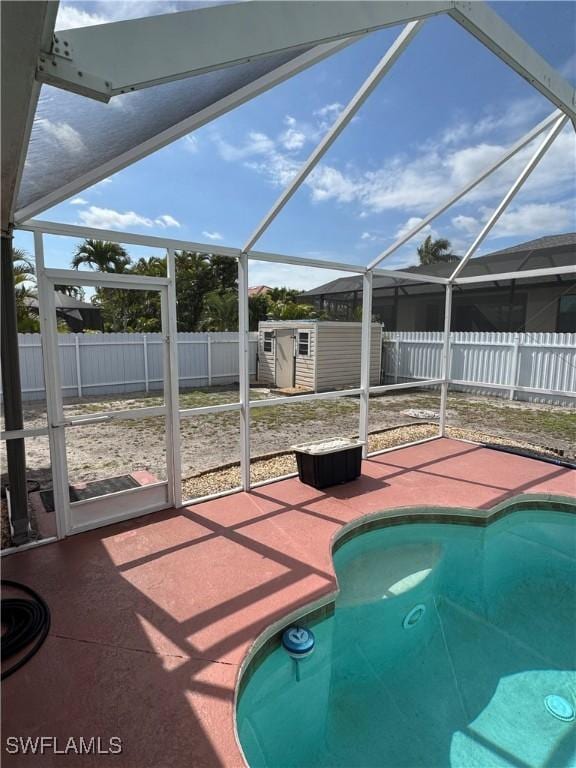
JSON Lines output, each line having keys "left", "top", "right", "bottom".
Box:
{"left": 2, "top": 438, "right": 575, "bottom": 767}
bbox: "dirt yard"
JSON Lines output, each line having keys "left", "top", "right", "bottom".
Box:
{"left": 2, "top": 386, "right": 574, "bottom": 493}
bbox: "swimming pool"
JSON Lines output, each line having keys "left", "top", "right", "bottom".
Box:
{"left": 237, "top": 498, "right": 576, "bottom": 767}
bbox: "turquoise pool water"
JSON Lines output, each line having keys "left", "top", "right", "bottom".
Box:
{"left": 237, "top": 507, "right": 576, "bottom": 767}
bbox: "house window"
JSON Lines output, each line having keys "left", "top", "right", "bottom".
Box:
{"left": 558, "top": 295, "right": 576, "bottom": 332}
{"left": 263, "top": 331, "right": 273, "bottom": 352}
{"left": 297, "top": 331, "right": 310, "bottom": 356}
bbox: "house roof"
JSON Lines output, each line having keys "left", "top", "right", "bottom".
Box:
{"left": 302, "top": 234, "right": 576, "bottom": 297}
{"left": 248, "top": 285, "right": 272, "bottom": 297}
{"left": 25, "top": 291, "right": 100, "bottom": 311}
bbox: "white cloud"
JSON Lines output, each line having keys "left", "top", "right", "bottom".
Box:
{"left": 360, "top": 232, "right": 374, "bottom": 241}
{"left": 307, "top": 166, "right": 358, "bottom": 203}
{"left": 202, "top": 231, "right": 223, "bottom": 241}
{"left": 280, "top": 128, "right": 307, "bottom": 151}
{"left": 394, "top": 217, "right": 436, "bottom": 241}
{"left": 55, "top": 6, "right": 107, "bottom": 29}
{"left": 451, "top": 215, "right": 479, "bottom": 235}
{"left": 489, "top": 202, "right": 575, "bottom": 238}
{"left": 69, "top": 197, "right": 88, "bottom": 206}
{"left": 184, "top": 135, "right": 199, "bottom": 153}
{"left": 249, "top": 261, "right": 350, "bottom": 291}
{"left": 156, "top": 214, "right": 180, "bottom": 228}
{"left": 215, "top": 131, "right": 275, "bottom": 162}
{"left": 37, "top": 119, "right": 85, "bottom": 154}
{"left": 440, "top": 98, "right": 547, "bottom": 147}
{"left": 56, "top": 1, "right": 181, "bottom": 30}
{"left": 78, "top": 206, "right": 154, "bottom": 230}
{"left": 210, "top": 101, "right": 575, "bottom": 223}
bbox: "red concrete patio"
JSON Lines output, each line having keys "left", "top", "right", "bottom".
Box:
{"left": 2, "top": 438, "right": 574, "bottom": 767}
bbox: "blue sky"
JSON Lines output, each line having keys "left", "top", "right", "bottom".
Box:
{"left": 16, "top": 0, "right": 576, "bottom": 289}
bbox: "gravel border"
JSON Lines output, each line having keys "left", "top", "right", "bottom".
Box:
{"left": 181, "top": 424, "right": 562, "bottom": 500}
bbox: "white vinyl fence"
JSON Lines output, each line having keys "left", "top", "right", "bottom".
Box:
{"left": 382, "top": 332, "right": 576, "bottom": 406}
{"left": 6, "top": 332, "right": 259, "bottom": 401}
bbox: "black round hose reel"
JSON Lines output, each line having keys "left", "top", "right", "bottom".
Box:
{"left": 1, "top": 580, "right": 51, "bottom": 680}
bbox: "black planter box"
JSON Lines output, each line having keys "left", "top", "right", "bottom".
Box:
{"left": 293, "top": 438, "right": 364, "bottom": 489}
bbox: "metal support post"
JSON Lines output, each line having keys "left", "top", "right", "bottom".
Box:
{"left": 439, "top": 284, "right": 453, "bottom": 436}
{"left": 1, "top": 229, "right": 30, "bottom": 544}
{"left": 359, "top": 271, "right": 373, "bottom": 458}
{"left": 238, "top": 253, "right": 251, "bottom": 490}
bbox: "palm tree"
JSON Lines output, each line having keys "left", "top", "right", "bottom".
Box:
{"left": 54, "top": 284, "right": 85, "bottom": 300}
{"left": 417, "top": 236, "right": 460, "bottom": 266}
{"left": 12, "top": 248, "right": 40, "bottom": 331}
{"left": 201, "top": 290, "right": 238, "bottom": 331}
{"left": 71, "top": 239, "right": 130, "bottom": 272}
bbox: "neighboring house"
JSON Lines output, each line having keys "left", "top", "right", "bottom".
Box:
{"left": 248, "top": 285, "right": 272, "bottom": 297}
{"left": 257, "top": 320, "right": 382, "bottom": 392}
{"left": 25, "top": 292, "right": 104, "bottom": 332}
{"left": 300, "top": 234, "right": 576, "bottom": 333}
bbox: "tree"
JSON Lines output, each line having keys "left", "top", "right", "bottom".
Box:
{"left": 249, "top": 294, "right": 270, "bottom": 330}
{"left": 71, "top": 239, "right": 130, "bottom": 272}
{"left": 54, "top": 284, "right": 86, "bottom": 300}
{"left": 267, "top": 300, "right": 323, "bottom": 320}
{"left": 417, "top": 236, "right": 459, "bottom": 266}
{"left": 173, "top": 251, "right": 216, "bottom": 331}
{"left": 12, "top": 248, "right": 40, "bottom": 332}
{"left": 201, "top": 289, "right": 238, "bottom": 331}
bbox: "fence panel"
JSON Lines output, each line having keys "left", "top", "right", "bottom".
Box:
{"left": 5, "top": 332, "right": 258, "bottom": 401}
{"left": 382, "top": 331, "right": 576, "bottom": 406}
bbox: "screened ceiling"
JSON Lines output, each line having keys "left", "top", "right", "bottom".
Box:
{"left": 17, "top": 45, "right": 310, "bottom": 215}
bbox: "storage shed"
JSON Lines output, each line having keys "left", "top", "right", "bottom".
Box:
{"left": 257, "top": 321, "right": 382, "bottom": 392}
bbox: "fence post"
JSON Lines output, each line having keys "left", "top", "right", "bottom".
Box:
{"left": 74, "top": 335, "right": 82, "bottom": 398}
{"left": 394, "top": 337, "right": 400, "bottom": 383}
{"left": 143, "top": 334, "right": 149, "bottom": 393}
{"left": 207, "top": 334, "right": 212, "bottom": 386}
{"left": 509, "top": 334, "right": 520, "bottom": 401}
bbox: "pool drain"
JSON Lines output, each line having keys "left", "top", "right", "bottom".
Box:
{"left": 544, "top": 695, "right": 575, "bottom": 722}
{"left": 403, "top": 604, "right": 426, "bottom": 630}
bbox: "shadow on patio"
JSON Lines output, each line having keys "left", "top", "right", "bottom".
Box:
{"left": 2, "top": 439, "right": 574, "bottom": 767}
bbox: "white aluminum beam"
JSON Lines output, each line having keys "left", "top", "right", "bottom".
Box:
{"left": 247, "top": 249, "right": 365, "bottom": 274}
{"left": 44, "top": 268, "right": 170, "bottom": 290}
{"left": 449, "top": 2, "right": 576, "bottom": 121}
{"left": 18, "top": 218, "right": 241, "bottom": 258}
{"left": 454, "top": 264, "right": 576, "bottom": 285}
{"left": 17, "top": 39, "right": 356, "bottom": 221}
{"left": 249, "top": 388, "right": 363, "bottom": 408}
{"left": 243, "top": 21, "right": 424, "bottom": 253}
{"left": 359, "top": 272, "right": 373, "bottom": 458}
{"left": 165, "top": 250, "right": 182, "bottom": 508}
{"left": 238, "top": 253, "right": 251, "bottom": 491}
{"left": 369, "top": 378, "right": 444, "bottom": 394}
{"left": 439, "top": 285, "right": 453, "bottom": 436}
{"left": 18, "top": 219, "right": 368, "bottom": 275}
{"left": 34, "top": 231, "right": 71, "bottom": 539}
{"left": 450, "top": 114, "right": 568, "bottom": 281}
{"left": 372, "top": 267, "right": 449, "bottom": 285}
{"left": 40, "top": 2, "right": 448, "bottom": 100}
{"left": 367, "top": 109, "right": 562, "bottom": 270}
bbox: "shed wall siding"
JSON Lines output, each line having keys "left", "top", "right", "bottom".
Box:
{"left": 315, "top": 324, "right": 381, "bottom": 391}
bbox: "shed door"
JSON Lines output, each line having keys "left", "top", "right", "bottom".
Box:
{"left": 275, "top": 330, "right": 295, "bottom": 388}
